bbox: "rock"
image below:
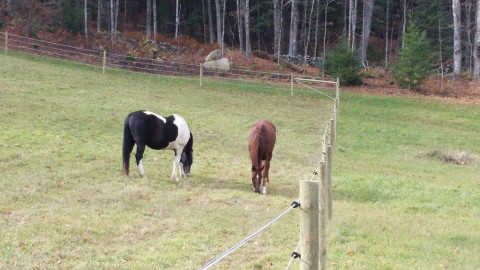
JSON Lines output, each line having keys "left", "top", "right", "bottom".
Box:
{"left": 203, "top": 58, "right": 230, "bottom": 72}
{"left": 205, "top": 49, "right": 223, "bottom": 61}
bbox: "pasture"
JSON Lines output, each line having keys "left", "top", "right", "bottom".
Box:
{"left": 1, "top": 52, "right": 480, "bottom": 269}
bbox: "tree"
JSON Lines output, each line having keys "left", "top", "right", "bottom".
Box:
{"left": 244, "top": 0, "right": 252, "bottom": 57}
{"left": 175, "top": 0, "right": 180, "bottom": 38}
{"left": 153, "top": 0, "right": 157, "bottom": 37}
{"left": 84, "top": 0, "right": 88, "bottom": 43}
{"left": 325, "top": 40, "right": 362, "bottom": 85}
{"left": 394, "top": 22, "right": 434, "bottom": 90}
{"left": 288, "top": 0, "right": 299, "bottom": 56}
{"left": 97, "top": 0, "right": 103, "bottom": 33}
{"left": 237, "top": 0, "right": 244, "bottom": 52}
{"left": 146, "top": 0, "right": 152, "bottom": 39}
{"left": 61, "top": 0, "right": 83, "bottom": 33}
{"left": 474, "top": 0, "right": 480, "bottom": 79}
{"left": 207, "top": 0, "right": 215, "bottom": 43}
{"left": 273, "top": 0, "right": 282, "bottom": 58}
{"left": 215, "top": 0, "right": 222, "bottom": 44}
{"left": 452, "top": 0, "right": 461, "bottom": 74}
{"left": 359, "top": 0, "right": 374, "bottom": 68}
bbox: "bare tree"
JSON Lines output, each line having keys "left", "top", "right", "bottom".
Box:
{"left": 303, "top": 0, "right": 316, "bottom": 73}
{"left": 349, "top": 0, "right": 357, "bottom": 51}
{"left": 474, "top": 0, "right": 480, "bottom": 78}
{"left": 175, "top": 0, "right": 180, "bottom": 38}
{"left": 84, "top": 0, "right": 88, "bottom": 43}
{"left": 384, "top": 0, "right": 389, "bottom": 66}
{"left": 401, "top": 0, "right": 406, "bottom": 49}
{"left": 146, "top": 0, "right": 151, "bottom": 39}
{"left": 359, "top": 0, "right": 374, "bottom": 68}
{"left": 215, "top": 0, "right": 222, "bottom": 44}
{"left": 110, "top": 0, "right": 115, "bottom": 40}
{"left": 452, "top": 0, "right": 462, "bottom": 75}
{"left": 465, "top": 0, "right": 473, "bottom": 72}
{"left": 288, "top": 0, "right": 299, "bottom": 56}
{"left": 273, "top": 0, "right": 283, "bottom": 59}
{"left": 153, "top": 0, "right": 157, "bottom": 38}
{"left": 237, "top": 0, "right": 245, "bottom": 52}
{"left": 207, "top": 0, "right": 215, "bottom": 43}
{"left": 244, "top": 0, "right": 252, "bottom": 57}
{"left": 97, "top": 0, "right": 103, "bottom": 33}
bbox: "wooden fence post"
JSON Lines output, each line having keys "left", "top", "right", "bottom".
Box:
{"left": 102, "top": 51, "right": 106, "bottom": 74}
{"left": 326, "top": 145, "right": 333, "bottom": 220}
{"left": 318, "top": 161, "right": 328, "bottom": 269}
{"left": 290, "top": 74, "right": 294, "bottom": 96}
{"left": 200, "top": 64, "right": 203, "bottom": 87}
{"left": 330, "top": 118, "right": 336, "bottom": 152}
{"left": 300, "top": 180, "right": 321, "bottom": 270}
{"left": 5, "top": 31, "right": 8, "bottom": 55}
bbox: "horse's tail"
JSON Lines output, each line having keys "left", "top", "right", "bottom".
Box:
{"left": 122, "top": 114, "right": 135, "bottom": 176}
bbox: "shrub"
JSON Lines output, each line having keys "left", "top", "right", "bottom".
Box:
{"left": 61, "top": 0, "right": 83, "bottom": 33}
{"left": 324, "top": 41, "right": 362, "bottom": 86}
{"left": 393, "top": 22, "right": 434, "bottom": 91}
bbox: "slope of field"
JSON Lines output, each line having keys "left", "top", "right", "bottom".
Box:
{"left": 1, "top": 52, "right": 479, "bottom": 269}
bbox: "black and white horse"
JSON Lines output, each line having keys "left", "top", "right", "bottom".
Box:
{"left": 122, "top": 111, "right": 193, "bottom": 181}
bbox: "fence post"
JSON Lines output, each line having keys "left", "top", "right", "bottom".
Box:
{"left": 102, "top": 51, "right": 106, "bottom": 74}
{"left": 290, "top": 74, "right": 294, "bottom": 96}
{"left": 5, "top": 31, "right": 8, "bottom": 55}
{"left": 300, "top": 180, "right": 320, "bottom": 270}
{"left": 318, "top": 161, "right": 328, "bottom": 269}
{"left": 200, "top": 64, "right": 203, "bottom": 87}
{"left": 326, "top": 145, "right": 333, "bottom": 220}
{"left": 330, "top": 118, "right": 336, "bottom": 152}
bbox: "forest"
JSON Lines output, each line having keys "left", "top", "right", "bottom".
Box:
{"left": 1, "top": 0, "right": 480, "bottom": 85}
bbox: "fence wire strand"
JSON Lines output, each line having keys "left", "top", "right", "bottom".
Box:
{"left": 199, "top": 199, "right": 300, "bottom": 270}
{"left": 285, "top": 241, "right": 301, "bottom": 270}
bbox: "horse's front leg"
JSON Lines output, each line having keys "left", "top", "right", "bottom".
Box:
{"left": 171, "top": 149, "right": 183, "bottom": 181}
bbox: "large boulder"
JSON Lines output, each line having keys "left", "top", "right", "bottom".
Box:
{"left": 205, "top": 49, "right": 223, "bottom": 61}
{"left": 203, "top": 58, "right": 230, "bottom": 72}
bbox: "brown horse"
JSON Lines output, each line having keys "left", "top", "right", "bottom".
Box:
{"left": 248, "top": 120, "right": 276, "bottom": 194}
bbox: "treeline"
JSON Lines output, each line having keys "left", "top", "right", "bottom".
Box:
{"left": 1, "top": 0, "right": 480, "bottom": 79}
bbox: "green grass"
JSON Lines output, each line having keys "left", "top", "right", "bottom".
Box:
{"left": 1, "top": 52, "right": 480, "bottom": 269}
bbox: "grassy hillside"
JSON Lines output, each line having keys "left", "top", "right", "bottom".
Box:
{"left": 1, "top": 52, "right": 479, "bottom": 269}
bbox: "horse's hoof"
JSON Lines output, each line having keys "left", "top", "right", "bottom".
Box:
{"left": 261, "top": 186, "right": 267, "bottom": 194}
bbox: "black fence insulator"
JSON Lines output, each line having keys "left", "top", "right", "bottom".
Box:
{"left": 291, "top": 201, "right": 301, "bottom": 208}
{"left": 313, "top": 170, "right": 318, "bottom": 175}
{"left": 291, "top": 252, "right": 301, "bottom": 259}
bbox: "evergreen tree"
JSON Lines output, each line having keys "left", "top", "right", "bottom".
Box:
{"left": 393, "top": 22, "right": 434, "bottom": 90}
{"left": 61, "top": 0, "right": 84, "bottom": 33}
{"left": 324, "top": 40, "right": 362, "bottom": 85}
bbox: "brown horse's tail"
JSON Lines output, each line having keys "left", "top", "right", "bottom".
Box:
{"left": 122, "top": 114, "right": 135, "bottom": 176}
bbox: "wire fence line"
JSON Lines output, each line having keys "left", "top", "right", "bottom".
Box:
{"left": 1, "top": 31, "right": 339, "bottom": 269}
{"left": 1, "top": 31, "right": 338, "bottom": 95}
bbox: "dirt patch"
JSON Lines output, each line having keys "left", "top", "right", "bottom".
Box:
{"left": 424, "top": 150, "right": 475, "bottom": 165}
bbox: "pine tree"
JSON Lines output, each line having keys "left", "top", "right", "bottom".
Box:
{"left": 394, "top": 22, "right": 434, "bottom": 91}
{"left": 324, "top": 40, "right": 362, "bottom": 85}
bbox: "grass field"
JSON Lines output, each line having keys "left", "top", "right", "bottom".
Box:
{"left": 1, "top": 52, "right": 479, "bottom": 270}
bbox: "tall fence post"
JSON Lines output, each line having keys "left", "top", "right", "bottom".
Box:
{"left": 318, "top": 161, "right": 328, "bottom": 269}
{"left": 5, "top": 31, "right": 8, "bottom": 55}
{"left": 102, "top": 51, "right": 106, "bottom": 74}
{"left": 300, "top": 180, "right": 320, "bottom": 270}
{"left": 200, "top": 64, "right": 203, "bottom": 87}
{"left": 290, "top": 74, "right": 294, "bottom": 97}
{"left": 330, "top": 118, "right": 336, "bottom": 152}
{"left": 326, "top": 145, "right": 333, "bottom": 220}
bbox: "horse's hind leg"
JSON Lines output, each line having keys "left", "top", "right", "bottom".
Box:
{"left": 135, "top": 144, "right": 146, "bottom": 177}
{"left": 261, "top": 155, "right": 272, "bottom": 194}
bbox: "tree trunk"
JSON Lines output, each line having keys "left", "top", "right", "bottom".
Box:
{"left": 245, "top": 0, "right": 252, "bottom": 57}
{"left": 384, "top": 0, "right": 389, "bottom": 66}
{"left": 452, "top": 0, "right": 462, "bottom": 75}
{"left": 359, "top": 0, "right": 374, "bottom": 68}
{"left": 153, "top": 0, "right": 157, "bottom": 38}
{"left": 273, "top": 0, "right": 283, "bottom": 57}
{"left": 97, "top": 0, "right": 103, "bottom": 33}
{"left": 465, "top": 0, "right": 473, "bottom": 72}
{"left": 288, "top": 0, "right": 299, "bottom": 56}
{"left": 114, "top": 0, "right": 119, "bottom": 36}
{"left": 215, "top": 0, "right": 222, "bottom": 44}
{"left": 207, "top": 0, "right": 215, "bottom": 43}
{"left": 175, "top": 0, "right": 180, "bottom": 38}
{"left": 348, "top": 0, "right": 352, "bottom": 46}
{"left": 313, "top": 0, "right": 320, "bottom": 59}
{"left": 401, "top": 0, "right": 406, "bottom": 49}
{"left": 474, "top": 0, "right": 480, "bottom": 78}
{"left": 84, "top": 0, "right": 88, "bottom": 43}
{"left": 351, "top": 0, "right": 357, "bottom": 51}
{"left": 303, "top": 0, "right": 316, "bottom": 72}
{"left": 110, "top": 0, "right": 115, "bottom": 40}
{"left": 237, "top": 0, "right": 244, "bottom": 52}
{"left": 146, "top": 0, "right": 152, "bottom": 39}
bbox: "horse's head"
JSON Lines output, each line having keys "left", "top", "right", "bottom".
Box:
{"left": 251, "top": 165, "right": 264, "bottom": 193}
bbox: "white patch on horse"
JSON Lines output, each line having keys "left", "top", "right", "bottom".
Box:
{"left": 137, "top": 159, "right": 145, "bottom": 177}
{"left": 143, "top": 111, "right": 166, "bottom": 123}
{"left": 261, "top": 186, "right": 267, "bottom": 194}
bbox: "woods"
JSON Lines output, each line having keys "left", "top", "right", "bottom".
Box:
{"left": 1, "top": 0, "right": 480, "bottom": 80}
